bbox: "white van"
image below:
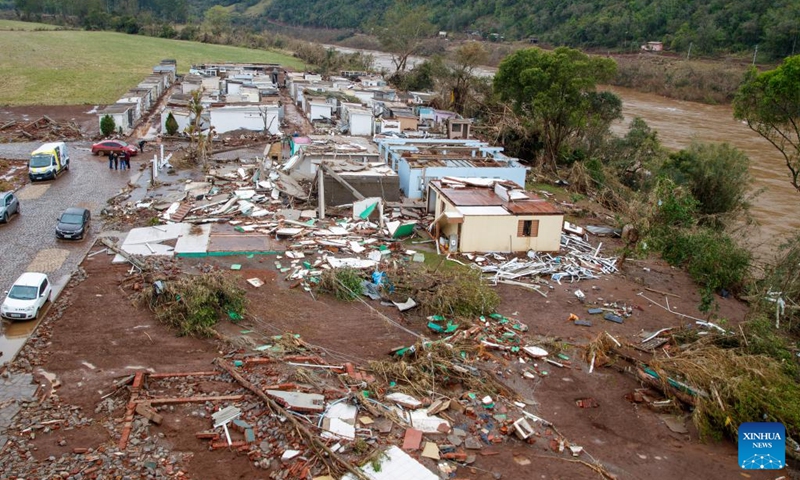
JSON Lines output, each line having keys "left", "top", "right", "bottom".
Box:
{"left": 29, "top": 142, "right": 70, "bottom": 181}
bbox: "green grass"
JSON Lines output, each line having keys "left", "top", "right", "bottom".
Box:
{"left": 0, "top": 30, "right": 304, "bottom": 105}
{"left": 0, "top": 19, "right": 62, "bottom": 30}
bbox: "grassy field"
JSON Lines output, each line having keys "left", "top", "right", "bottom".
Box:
{"left": 0, "top": 28, "right": 304, "bottom": 106}
{"left": 0, "top": 19, "right": 62, "bottom": 30}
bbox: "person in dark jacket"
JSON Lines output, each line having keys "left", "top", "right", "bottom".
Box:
{"left": 109, "top": 151, "right": 116, "bottom": 169}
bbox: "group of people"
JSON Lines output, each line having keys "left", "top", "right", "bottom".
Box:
{"left": 108, "top": 150, "right": 132, "bottom": 171}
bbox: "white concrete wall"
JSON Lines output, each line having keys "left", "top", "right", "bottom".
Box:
{"left": 350, "top": 112, "right": 373, "bottom": 136}
{"left": 309, "top": 103, "right": 332, "bottom": 121}
{"left": 209, "top": 106, "right": 280, "bottom": 134}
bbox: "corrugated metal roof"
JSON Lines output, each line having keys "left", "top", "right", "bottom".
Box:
{"left": 434, "top": 182, "right": 562, "bottom": 215}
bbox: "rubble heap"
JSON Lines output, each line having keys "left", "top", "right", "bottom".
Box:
{"left": 0, "top": 116, "right": 85, "bottom": 143}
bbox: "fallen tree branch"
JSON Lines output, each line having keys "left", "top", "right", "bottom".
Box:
{"left": 214, "top": 358, "right": 371, "bottom": 480}
{"left": 531, "top": 454, "right": 616, "bottom": 479}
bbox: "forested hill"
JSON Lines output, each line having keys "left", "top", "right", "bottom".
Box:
{"left": 248, "top": 0, "right": 797, "bottom": 58}
{"left": 8, "top": 0, "right": 799, "bottom": 59}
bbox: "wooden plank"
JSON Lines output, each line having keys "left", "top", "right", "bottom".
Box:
{"left": 214, "top": 358, "right": 371, "bottom": 480}
{"left": 135, "top": 403, "right": 164, "bottom": 425}
{"left": 133, "top": 394, "right": 245, "bottom": 405}
{"left": 148, "top": 371, "right": 220, "bottom": 379}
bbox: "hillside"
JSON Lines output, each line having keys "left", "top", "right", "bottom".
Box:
{"left": 0, "top": 25, "right": 303, "bottom": 105}
{"left": 246, "top": 0, "right": 796, "bottom": 59}
{"left": 7, "top": 0, "right": 797, "bottom": 59}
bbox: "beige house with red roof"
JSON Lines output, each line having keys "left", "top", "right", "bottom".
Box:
{"left": 428, "top": 178, "right": 564, "bottom": 253}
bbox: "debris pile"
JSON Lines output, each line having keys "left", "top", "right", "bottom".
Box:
{"left": 474, "top": 233, "right": 618, "bottom": 285}
{"left": 0, "top": 116, "right": 85, "bottom": 143}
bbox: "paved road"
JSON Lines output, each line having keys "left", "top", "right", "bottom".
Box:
{"left": 0, "top": 141, "right": 136, "bottom": 295}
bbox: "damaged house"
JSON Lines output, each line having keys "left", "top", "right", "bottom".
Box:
{"left": 375, "top": 137, "right": 528, "bottom": 200}
{"left": 282, "top": 136, "right": 400, "bottom": 204}
{"left": 163, "top": 66, "right": 284, "bottom": 136}
{"left": 428, "top": 178, "right": 564, "bottom": 253}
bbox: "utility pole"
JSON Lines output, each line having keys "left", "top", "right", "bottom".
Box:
{"left": 686, "top": 42, "right": 692, "bottom": 60}
{"left": 752, "top": 45, "right": 758, "bottom": 66}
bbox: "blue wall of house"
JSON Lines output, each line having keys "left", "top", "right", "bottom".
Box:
{"left": 398, "top": 161, "right": 528, "bottom": 199}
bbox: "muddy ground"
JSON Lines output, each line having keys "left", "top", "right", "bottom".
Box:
{"left": 10, "top": 235, "right": 790, "bottom": 480}
{"left": 2, "top": 104, "right": 793, "bottom": 479}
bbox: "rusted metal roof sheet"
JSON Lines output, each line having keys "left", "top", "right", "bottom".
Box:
{"left": 434, "top": 182, "right": 562, "bottom": 215}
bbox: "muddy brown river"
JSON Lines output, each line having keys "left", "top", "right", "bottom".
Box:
{"left": 606, "top": 86, "right": 799, "bottom": 256}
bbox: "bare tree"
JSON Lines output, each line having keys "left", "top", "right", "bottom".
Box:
{"left": 376, "top": 3, "right": 436, "bottom": 73}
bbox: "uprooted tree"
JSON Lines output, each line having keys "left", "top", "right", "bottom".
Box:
{"left": 139, "top": 270, "right": 247, "bottom": 337}
{"left": 733, "top": 54, "right": 800, "bottom": 193}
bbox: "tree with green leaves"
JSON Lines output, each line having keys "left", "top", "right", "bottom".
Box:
{"left": 374, "top": 3, "right": 436, "bottom": 73}
{"left": 164, "top": 112, "right": 179, "bottom": 136}
{"left": 204, "top": 5, "right": 231, "bottom": 36}
{"left": 100, "top": 114, "right": 116, "bottom": 137}
{"left": 493, "top": 47, "right": 618, "bottom": 170}
{"left": 448, "top": 42, "right": 488, "bottom": 115}
{"left": 733, "top": 55, "right": 800, "bottom": 193}
{"left": 659, "top": 141, "right": 753, "bottom": 228}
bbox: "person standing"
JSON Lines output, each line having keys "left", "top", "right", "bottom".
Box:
{"left": 108, "top": 151, "right": 116, "bottom": 169}
{"left": 120, "top": 151, "right": 127, "bottom": 171}
{"left": 113, "top": 151, "right": 119, "bottom": 170}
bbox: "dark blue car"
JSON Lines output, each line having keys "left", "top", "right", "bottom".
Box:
{"left": 56, "top": 207, "right": 90, "bottom": 240}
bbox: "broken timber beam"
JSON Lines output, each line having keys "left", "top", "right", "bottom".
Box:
{"left": 132, "top": 394, "right": 245, "bottom": 405}
{"left": 213, "top": 358, "right": 371, "bottom": 480}
{"left": 101, "top": 237, "right": 146, "bottom": 270}
{"left": 148, "top": 371, "right": 220, "bottom": 379}
{"left": 321, "top": 164, "right": 365, "bottom": 201}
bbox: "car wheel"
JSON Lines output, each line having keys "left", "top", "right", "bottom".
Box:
{"left": 1, "top": 213, "right": 7, "bottom": 223}
{"left": 93, "top": 150, "right": 99, "bottom": 156}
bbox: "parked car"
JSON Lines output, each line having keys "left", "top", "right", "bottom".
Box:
{"left": 0, "top": 191, "right": 20, "bottom": 223}
{"left": 91, "top": 140, "right": 138, "bottom": 157}
{"left": 55, "top": 207, "right": 91, "bottom": 240}
{"left": 1, "top": 272, "right": 51, "bottom": 320}
{"left": 29, "top": 142, "right": 70, "bottom": 181}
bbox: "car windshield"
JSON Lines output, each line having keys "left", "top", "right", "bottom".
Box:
{"left": 8, "top": 285, "right": 38, "bottom": 300}
{"left": 30, "top": 154, "right": 54, "bottom": 168}
{"left": 113, "top": 141, "right": 128, "bottom": 147}
{"left": 60, "top": 214, "right": 84, "bottom": 224}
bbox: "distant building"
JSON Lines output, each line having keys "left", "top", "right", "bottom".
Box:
{"left": 641, "top": 41, "right": 663, "bottom": 52}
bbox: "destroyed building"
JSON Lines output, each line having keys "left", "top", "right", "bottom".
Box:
{"left": 428, "top": 178, "right": 564, "bottom": 253}
{"left": 375, "top": 137, "right": 528, "bottom": 199}
{"left": 283, "top": 136, "right": 399, "bottom": 204}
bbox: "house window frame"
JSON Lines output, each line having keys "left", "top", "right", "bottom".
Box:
{"left": 517, "top": 219, "right": 539, "bottom": 238}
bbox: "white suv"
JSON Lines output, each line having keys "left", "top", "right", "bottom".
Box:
{"left": 1, "top": 272, "right": 51, "bottom": 320}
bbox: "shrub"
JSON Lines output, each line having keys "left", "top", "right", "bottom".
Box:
{"left": 100, "top": 114, "right": 116, "bottom": 137}
{"left": 318, "top": 268, "right": 365, "bottom": 302}
{"left": 660, "top": 141, "right": 753, "bottom": 228}
{"left": 165, "top": 112, "right": 179, "bottom": 136}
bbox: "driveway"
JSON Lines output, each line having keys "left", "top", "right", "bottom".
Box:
{"left": 0, "top": 141, "right": 136, "bottom": 358}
